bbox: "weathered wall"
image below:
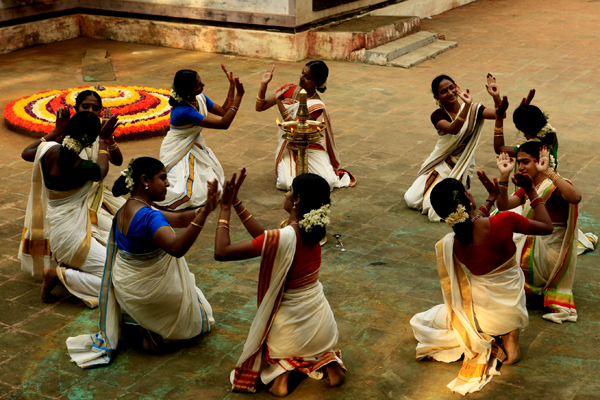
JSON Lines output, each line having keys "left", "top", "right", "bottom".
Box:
{"left": 370, "top": 0, "right": 478, "bottom": 18}
{"left": 0, "top": 14, "right": 79, "bottom": 53}
{"left": 114, "top": 0, "right": 289, "bottom": 14}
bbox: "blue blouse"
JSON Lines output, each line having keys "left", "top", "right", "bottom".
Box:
{"left": 170, "top": 94, "right": 214, "bottom": 126}
{"left": 116, "top": 207, "right": 170, "bottom": 254}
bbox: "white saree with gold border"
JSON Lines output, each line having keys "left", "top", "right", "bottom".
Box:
{"left": 405, "top": 103, "right": 485, "bottom": 222}
{"left": 411, "top": 233, "right": 528, "bottom": 395}
{"left": 156, "top": 94, "right": 225, "bottom": 210}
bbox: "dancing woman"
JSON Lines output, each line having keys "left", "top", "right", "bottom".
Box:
{"left": 411, "top": 167, "right": 553, "bottom": 394}
{"left": 496, "top": 142, "right": 583, "bottom": 323}
{"left": 67, "top": 157, "right": 216, "bottom": 368}
{"left": 157, "top": 66, "right": 244, "bottom": 210}
{"left": 19, "top": 112, "right": 116, "bottom": 307}
{"left": 214, "top": 171, "right": 345, "bottom": 396}
{"left": 405, "top": 74, "right": 503, "bottom": 221}
{"left": 256, "top": 61, "right": 355, "bottom": 190}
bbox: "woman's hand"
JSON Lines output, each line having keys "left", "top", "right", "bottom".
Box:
{"left": 477, "top": 170, "right": 500, "bottom": 202}
{"left": 261, "top": 64, "right": 275, "bottom": 85}
{"left": 221, "top": 169, "right": 246, "bottom": 209}
{"left": 100, "top": 116, "right": 119, "bottom": 139}
{"left": 536, "top": 146, "right": 551, "bottom": 175}
{"left": 496, "top": 96, "right": 509, "bottom": 117}
{"left": 276, "top": 84, "right": 293, "bottom": 101}
{"left": 486, "top": 73, "right": 500, "bottom": 99}
{"left": 203, "top": 179, "right": 220, "bottom": 215}
{"left": 235, "top": 78, "right": 245, "bottom": 97}
{"left": 456, "top": 86, "right": 472, "bottom": 106}
{"left": 512, "top": 172, "right": 533, "bottom": 190}
{"left": 55, "top": 107, "right": 71, "bottom": 133}
{"left": 102, "top": 108, "right": 112, "bottom": 123}
{"left": 231, "top": 167, "right": 246, "bottom": 205}
{"left": 519, "top": 89, "right": 536, "bottom": 107}
{"left": 222, "top": 64, "right": 235, "bottom": 87}
{"left": 496, "top": 151, "right": 514, "bottom": 176}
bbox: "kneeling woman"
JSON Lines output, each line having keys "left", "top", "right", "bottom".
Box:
{"left": 410, "top": 171, "right": 553, "bottom": 395}
{"left": 67, "top": 157, "right": 216, "bottom": 368}
{"left": 215, "top": 171, "right": 345, "bottom": 396}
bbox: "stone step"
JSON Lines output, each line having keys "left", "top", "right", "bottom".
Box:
{"left": 364, "top": 31, "right": 438, "bottom": 65}
{"left": 309, "top": 15, "right": 420, "bottom": 60}
{"left": 388, "top": 40, "right": 458, "bottom": 68}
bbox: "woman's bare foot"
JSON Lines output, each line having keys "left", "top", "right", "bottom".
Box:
{"left": 325, "top": 363, "right": 345, "bottom": 387}
{"left": 41, "top": 267, "right": 60, "bottom": 303}
{"left": 269, "top": 371, "right": 290, "bottom": 397}
{"left": 501, "top": 329, "right": 521, "bottom": 365}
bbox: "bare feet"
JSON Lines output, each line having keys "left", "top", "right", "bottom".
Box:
{"left": 501, "top": 329, "right": 521, "bottom": 365}
{"left": 269, "top": 371, "right": 290, "bottom": 397}
{"left": 41, "top": 267, "right": 60, "bottom": 303}
{"left": 325, "top": 363, "right": 345, "bottom": 387}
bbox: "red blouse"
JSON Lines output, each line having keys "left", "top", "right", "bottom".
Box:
{"left": 454, "top": 212, "right": 530, "bottom": 276}
{"left": 282, "top": 84, "right": 324, "bottom": 120}
{"left": 252, "top": 232, "right": 321, "bottom": 288}
{"left": 514, "top": 185, "right": 569, "bottom": 223}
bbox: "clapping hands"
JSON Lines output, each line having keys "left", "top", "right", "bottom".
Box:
{"left": 496, "top": 151, "right": 514, "bottom": 176}
{"left": 477, "top": 171, "right": 500, "bottom": 202}
{"left": 456, "top": 86, "right": 472, "bottom": 106}
{"left": 221, "top": 168, "right": 247, "bottom": 209}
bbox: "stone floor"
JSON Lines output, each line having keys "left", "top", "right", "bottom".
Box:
{"left": 1, "top": 0, "right": 599, "bottom": 398}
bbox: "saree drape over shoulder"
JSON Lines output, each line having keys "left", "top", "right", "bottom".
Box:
{"left": 514, "top": 179, "right": 579, "bottom": 323}
{"left": 411, "top": 234, "right": 528, "bottom": 396}
{"left": 231, "top": 226, "right": 345, "bottom": 393}
{"left": 66, "top": 214, "right": 213, "bottom": 368}
{"left": 156, "top": 94, "right": 225, "bottom": 210}
{"left": 275, "top": 85, "right": 355, "bottom": 191}
{"left": 405, "top": 103, "right": 485, "bottom": 222}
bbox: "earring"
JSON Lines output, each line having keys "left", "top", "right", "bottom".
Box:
{"left": 293, "top": 203, "right": 297, "bottom": 209}
{"left": 145, "top": 185, "right": 149, "bottom": 190}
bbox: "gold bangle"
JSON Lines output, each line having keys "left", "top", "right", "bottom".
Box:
{"left": 217, "top": 224, "right": 230, "bottom": 230}
{"left": 98, "top": 150, "right": 110, "bottom": 155}
{"left": 236, "top": 207, "right": 247, "bottom": 216}
{"left": 190, "top": 222, "right": 203, "bottom": 229}
{"left": 218, "top": 219, "right": 230, "bottom": 226}
{"left": 499, "top": 184, "right": 509, "bottom": 189}
{"left": 494, "top": 134, "right": 504, "bottom": 137}
{"left": 233, "top": 199, "right": 242, "bottom": 207}
{"left": 257, "top": 95, "right": 265, "bottom": 101}
{"left": 39, "top": 137, "right": 47, "bottom": 142}
{"left": 456, "top": 115, "right": 466, "bottom": 122}
{"left": 195, "top": 207, "right": 202, "bottom": 216}
{"left": 230, "top": 106, "right": 238, "bottom": 112}
{"left": 227, "top": 97, "right": 234, "bottom": 102}
{"left": 242, "top": 214, "right": 253, "bottom": 223}
{"left": 107, "top": 142, "right": 118, "bottom": 151}
{"left": 494, "top": 127, "right": 503, "bottom": 133}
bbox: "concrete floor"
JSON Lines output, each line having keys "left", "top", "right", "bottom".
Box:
{"left": 1, "top": 0, "right": 599, "bottom": 398}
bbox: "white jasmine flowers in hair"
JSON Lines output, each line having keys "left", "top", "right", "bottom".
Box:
{"left": 120, "top": 158, "right": 135, "bottom": 193}
{"left": 318, "top": 78, "right": 328, "bottom": 89}
{"left": 299, "top": 204, "right": 331, "bottom": 233}
{"left": 62, "top": 136, "right": 83, "bottom": 154}
{"left": 445, "top": 204, "right": 469, "bottom": 227}
{"left": 549, "top": 154, "right": 556, "bottom": 171}
{"left": 536, "top": 121, "right": 555, "bottom": 139}
{"left": 434, "top": 98, "right": 442, "bottom": 107}
{"left": 170, "top": 87, "right": 183, "bottom": 103}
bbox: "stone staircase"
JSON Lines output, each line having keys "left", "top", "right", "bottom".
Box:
{"left": 308, "top": 16, "right": 456, "bottom": 68}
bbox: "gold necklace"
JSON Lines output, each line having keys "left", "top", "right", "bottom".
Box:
{"left": 131, "top": 197, "right": 151, "bottom": 207}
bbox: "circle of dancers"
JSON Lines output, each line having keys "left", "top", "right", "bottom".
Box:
{"left": 17, "top": 64, "right": 597, "bottom": 396}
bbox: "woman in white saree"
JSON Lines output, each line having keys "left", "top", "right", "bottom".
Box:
{"left": 214, "top": 171, "right": 345, "bottom": 396}
{"left": 67, "top": 157, "right": 217, "bottom": 367}
{"left": 20, "top": 111, "right": 119, "bottom": 307}
{"left": 157, "top": 66, "right": 244, "bottom": 210}
{"left": 405, "top": 74, "right": 503, "bottom": 221}
{"left": 411, "top": 169, "right": 553, "bottom": 395}
{"left": 256, "top": 61, "right": 355, "bottom": 191}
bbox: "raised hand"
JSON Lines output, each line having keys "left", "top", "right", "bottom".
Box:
{"left": 230, "top": 167, "right": 247, "bottom": 204}
{"left": 496, "top": 96, "right": 509, "bottom": 117}
{"left": 486, "top": 73, "right": 500, "bottom": 99}
{"left": 100, "top": 115, "right": 119, "bottom": 139}
{"left": 519, "top": 89, "right": 535, "bottom": 107}
{"left": 477, "top": 170, "right": 500, "bottom": 202}
{"left": 55, "top": 107, "right": 71, "bottom": 133}
{"left": 204, "top": 179, "right": 220, "bottom": 215}
{"left": 102, "top": 108, "right": 112, "bottom": 123}
{"left": 261, "top": 64, "right": 275, "bottom": 85}
{"left": 512, "top": 172, "right": 533, "bottom": 190}
{"left": 536, "top": 146, "right": 551, "bottom": 175}
{"left": 235, "top": 78, "right": 245, "bottom": 97}
{"left": 496, "top": 151, "right": 514, "bottom": 176}
{"left": 221, "top": 64, "right": 235, "bottom": 86}
{"left": 456, "top": 86, "right": 472, "bottom": 106}
{"left": 276, "top": 84, "right": 293, "bottom": 100}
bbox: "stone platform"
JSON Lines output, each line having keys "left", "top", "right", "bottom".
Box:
{"left": 1, "top": 0, "right": 599, "bottom": 398}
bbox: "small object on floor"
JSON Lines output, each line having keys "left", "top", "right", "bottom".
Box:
{"left": 82, "top": 49, "right": 116, "bottom": 81}
{"left": 333, "top": 234, "right": 346, "bottom": 252}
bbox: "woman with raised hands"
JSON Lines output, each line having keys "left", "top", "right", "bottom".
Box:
{"left": 157, "top": 66, "right": 244, "bottom": 210}
{"left": 256, "top": 61, "right": 355, "bottom": 191}
{"left": 405, "top": 74, "right": 504, "bottom": 221}
{"left": 214, "top": 170, "right": 345, "bottom": 396}
{"left": 410, "top": 168, "right": 553, "bottom": 395}
{"left": 67, "top": 157, "right": 217, "bottom": 368}
{"left": 19, "top": 111, "right": 118, "bottom": 307}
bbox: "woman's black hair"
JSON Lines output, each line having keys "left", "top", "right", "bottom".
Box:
{"left": 516, "top": 140, "right": 544, "bottom": 162}
{"left": 112, "top": 157, "right": 165, "bottom": 197}
{"left": 431, "top": 74, "right": 455, "bottom": 97}
{"left": 75, "top": 90, "right": 102, "bottom": 110}
{"left": 513, "top": 105, "right": 554, "bottom": 146}
{"left": 58, "top": 112, "right": 101, "bottom": 168}
{"left": 169, "top": 69, "right": 200, "bottom": 107}
{"left": 291, "top": 173, "right": 331, "bottom": 246}
{"left": 305, "top": 61, "right": 329, "bottom": 93}
{"left": 430, "top": 178, "right": 474, "bottom": 245}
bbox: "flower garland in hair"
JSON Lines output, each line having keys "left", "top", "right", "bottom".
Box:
{"left": 549, "top": 154, "right": 556, "bottom": 171}
{"left": 445, "top": 204, "right": 469, "bottom": 227}
{"left": 62, "top": 136, "right": 83, "bottom": 154}
{"left": 299, "top": 204, "right": 331, "bottom": 233}
{"left": 318, "top": 79, "right": 328, "bottom": 90}
{"left": 170, "top": 87, "right": 184, "bottom": 103}
{"left": 434, "top": 98, "right": 442, "bottom": 108}
{"left": 120, "top": 158, "right": 135, "bottom": 193}
{"left": 535, "top": 111, "right": 556, "bottom": 139}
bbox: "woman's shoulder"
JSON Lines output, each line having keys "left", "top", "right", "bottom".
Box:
{"left": 431, "top": 108, "right": 450, "bottom": 125}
